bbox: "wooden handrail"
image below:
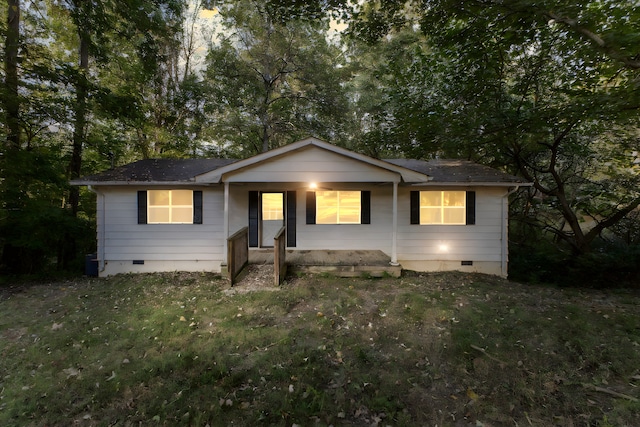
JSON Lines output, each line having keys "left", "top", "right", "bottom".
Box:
{"left": 274, "top": 226, "right": 287, "bottom": 286}
{"left": 227, "top": 226, "right": 248, "bottom": 286}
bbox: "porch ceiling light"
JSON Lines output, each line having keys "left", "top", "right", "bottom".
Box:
{"left": 438, "top": 243, "right": 449, "bottom": 252}
{"left": 309, "top": 182, "right": 318, "bottom": 189}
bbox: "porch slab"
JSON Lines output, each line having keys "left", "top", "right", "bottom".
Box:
{"left": 248, "top": 249, "right": 402, "bottom": 278}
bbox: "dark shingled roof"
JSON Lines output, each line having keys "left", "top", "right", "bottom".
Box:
{"left": 74, "top": 158, "right": 238, "bottom": 183}
{"left": 385, "top": 159, "right": 526, "bottom": 184}
{"left": 73, "top": 156, "right": 526, "bottom": 185}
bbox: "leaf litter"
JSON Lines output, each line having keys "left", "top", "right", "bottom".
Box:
{"left": 0, "top": 271, "right": 638, "bottom": 426}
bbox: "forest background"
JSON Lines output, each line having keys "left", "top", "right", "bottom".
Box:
{"left": 1, "top": 0, "right": 639, "bottom": 286}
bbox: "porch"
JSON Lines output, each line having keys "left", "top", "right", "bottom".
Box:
{"left": 248, "top": 249, "right": 402, "bottom": 278}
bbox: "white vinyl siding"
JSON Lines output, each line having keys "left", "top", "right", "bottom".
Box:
{"left": 229, "top": 184, "right": 393, "bottom": 253}
{"left": 99, "top": 187, "right": 224, "bottom": 275}
{"left": 228, "top": 185, "right": 507, "bottom": 271}
{"left": 222, "top": 146, "right": 399, "bottom": 183}
{"left": 398, "top": 187, "right": 506, "bottom": 263}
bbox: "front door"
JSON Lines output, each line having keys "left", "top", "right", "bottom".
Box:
{"left": 260, "top": 192, "right": 284, "bottom": 247}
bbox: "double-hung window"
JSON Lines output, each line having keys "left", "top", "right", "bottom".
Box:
{"left": 148, "top": 190, "right": 193, "bottom": 224}
{"left": 138, "top": 190, "right": 203, "bottom": 224}
{"left": 316, "top": 191, "right": 361, "bottom": 224}
{"left": 306, "top": 190, "right": 371, "bottom": 225}
{"left": 420, "top": 191, "right": 466, "bottom": 224}
{"left": 411, "top": 190, "right": 475, "bottom": 225}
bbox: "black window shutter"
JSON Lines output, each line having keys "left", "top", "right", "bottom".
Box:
{"left": 137, "top": 191, "right": 147, "bottom": 224}
{"left": 466, "top": 191, "right": 476, "bottom": 225}
{"left": 361, "top": 191, "right": 371, "bottom": 224}
{"left": 193, "top": 191, "right": 203, "bottom": 224}
{"left": 286, "top": 191, "right": 296, "bottom": 247}
{"left": 410, "top": 191, "right": 420, "bottom": 224}
{"left": 306, "top": 191, "right": 316, "bottom": 224}
{"left": 248, "top": 191, "right": 259, "bottom": 247}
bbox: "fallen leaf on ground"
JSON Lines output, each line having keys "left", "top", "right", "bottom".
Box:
{"left": 63, "top": 367, "right": 80, "bottom": 378}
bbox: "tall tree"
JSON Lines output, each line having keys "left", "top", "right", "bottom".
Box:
{"left": 0, "top": 0, "right": 188, "bottom": 273}
{"left": 350, "top": 0, "right": 640, "bottom": 254}
{"left": 63, "top": 0, "right": 186, "bottom": 212}
{"left": 204, "top": 0, "right": 352, "bottom": 155}
{"left": 67, "top": 0, "right": 89, "bottom": 216}
{"left": 4, "top": 0, "right": 20, "bottom": 148}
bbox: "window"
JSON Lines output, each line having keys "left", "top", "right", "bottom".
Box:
{"left": 316, "top": 191, "right": 362, "bottom": 224}
{"left": 306, "top": 190, "right": 370, "bottom": 225}
{"left": 410, "top": 190, "right": 474, "bottom": 225}
{"left": 148, "top": 190, "right": 194, "bottom": 224}
{"left": 419, "top": 191, "right": 466, "bottom": 224}
{"left": 316, "top": 191, "right": 361, "bottom": 224}
{"left": 262, "top": 193, "right": 284, "bottom": 220}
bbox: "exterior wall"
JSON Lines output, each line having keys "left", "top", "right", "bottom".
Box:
{"left": 396, "top": 186, "right": 508, "bottom": 276}
{"left": 228, "top": 184, "right": 508, "bottom": 276}
{"left": 228, "top": 184, "right": 394, "bottom": 254}
{"left": 95, "top": 183, "right": 509, "bottom": 277}
{"left": 223, "top": 146, "right": 399, "bottom": 183}
{"left": 400, "top": 260, "right": 503, "bottom": 276}
{"left": 296, "top": 183, "right": 393, "bottom": 252}
{"left": 98, "top": 186, "right": 225, "bottom": 276}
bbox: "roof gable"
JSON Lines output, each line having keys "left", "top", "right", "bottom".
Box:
{"left": 195, "top": 137, "right": 430, "bottom": 183}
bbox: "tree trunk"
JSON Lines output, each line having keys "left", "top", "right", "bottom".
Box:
{"left": 5, "top": 0, "right": 20, "bottom": 148}
{"left": 68, "top": 33, "right": 89, "bottom": 217}
{"left": 62, "top": 30, "right": 89, "bottom": 269}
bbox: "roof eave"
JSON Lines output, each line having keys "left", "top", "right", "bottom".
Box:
{"left": 409, "top": 182, "right": 532, "bottom": 187}
{"left": 70, "top": 180, "right": 212, "bottom": 186}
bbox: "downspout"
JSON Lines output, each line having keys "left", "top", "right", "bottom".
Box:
{"left": 87, "top": 185, "right": 106, "bottom": 273}
{"left": 390, "top": 180, "right": 399, "bottom": 266}
{"left": 501, "top": 185, "right": 520, "bottom": 278}
{"left": 222, "top": 181, "right": 230, "bottom": 267}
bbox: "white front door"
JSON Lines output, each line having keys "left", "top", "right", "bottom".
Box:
{"left": 261, "top": 192, "right": 284, "bottom": 247}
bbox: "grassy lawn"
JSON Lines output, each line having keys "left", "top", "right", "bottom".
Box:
{"left": 0, "top": 271, "right": 639, "bottom": 426}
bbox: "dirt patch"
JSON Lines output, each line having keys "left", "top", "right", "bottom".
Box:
{"left": 224, "top": 264, "right": 281, "bottom": 295}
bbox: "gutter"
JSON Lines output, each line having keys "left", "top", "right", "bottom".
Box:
{"left": 87, "top": 185, "right": 106, "bottom": 274}
{"left": 409, "top": 181, "right": 532, "bottom": 187}
{"left": 71, "top": 180, "right": 209, "bottom": 186}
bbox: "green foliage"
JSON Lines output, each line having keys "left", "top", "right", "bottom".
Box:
{"left": 1, "top": 0, "right": 191, "bottom": 273}
{"left": 348, "top": 0, "right": 640, "bottom": 257}
{"left": 3, "top": 0, "right": 640, "bottom": 280}
{"left": 0, "top": 149, "right": 94, "bottom": 274}
{"left": 204, "top": 0, "right": 353, "bottom": 155}
{"left": 510, "top": 239, "right": 640, "bottom": 288}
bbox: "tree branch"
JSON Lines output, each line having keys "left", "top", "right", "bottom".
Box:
{"left": 584, "top": 196, "right": 640, "bottom": 243}
{"left": 544, "top": 12, "right": 640, "bottom": 70}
